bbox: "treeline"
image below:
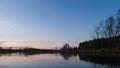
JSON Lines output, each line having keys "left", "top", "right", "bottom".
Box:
{"left": 78, "top": 36, "right": 120, "bottom": 50}
{"left": 78, "top": 10, "right": 120, "bottom": 51}
{"left": 92, "top": 10, "right": 120, "bottom": 39}
{"left": 0, "top": 47, "right": 59, "bottom": 55}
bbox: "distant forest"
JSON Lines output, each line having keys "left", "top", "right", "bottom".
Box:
{"left": 78, "top": 10, "right": 120, "bottom": 52}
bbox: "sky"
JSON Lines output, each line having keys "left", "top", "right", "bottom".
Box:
{"left": 0, "top": 0, "right": 120, "bottom": 48}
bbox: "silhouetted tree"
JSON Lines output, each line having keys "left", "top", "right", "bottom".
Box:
{"left": 115, "top": 10, "right": 120, "bottom": 36}
{"left": 61, "top": 43, "right": 70, "bottom": 50}
{"left": 92, "top": 26, "right": 100, "bottom": 39}
{"left": 106, "top": 16, "right": 115, "bottom": 37}
{"left": 93, "top": 10, "right": 120, "bottom": 39}
{"left": 79, "top": 9, "right": 120, "bottom": 51}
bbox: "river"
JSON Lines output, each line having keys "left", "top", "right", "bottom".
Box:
{"left": 0, "top": 53, "right": 119, "bottom": 68}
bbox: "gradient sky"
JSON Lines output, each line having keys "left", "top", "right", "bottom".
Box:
{"left": 0, "top": 0, "right": 120, "bottom": 48}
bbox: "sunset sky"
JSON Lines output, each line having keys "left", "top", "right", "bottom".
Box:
{"left": 0, "top": 0, "right": 120, "bottom": 48}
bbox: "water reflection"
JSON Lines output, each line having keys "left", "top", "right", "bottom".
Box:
{"left": 60, "top": 53, "right": 77, "bottom": 60}
{"left": 78, "top": 54, "right": 120, "bottom": 68}
{"left": 0, "top": 52, "right": 119, "bottom": 68}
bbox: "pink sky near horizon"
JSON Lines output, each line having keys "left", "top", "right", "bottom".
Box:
{"left": 0, "top": 41, "right": 79, "bottom": 49}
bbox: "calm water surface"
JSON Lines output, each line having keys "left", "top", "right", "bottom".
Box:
{"left": 0, "top": 53, "right": 119, "bottom": 68}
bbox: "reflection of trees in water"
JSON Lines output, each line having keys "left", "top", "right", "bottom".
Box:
{"left": 0, "top": 51, "right": 77, "bottom": 61}
{"left": 92, "top": 63, "right": 120, "bottom": 68}
{"left": 59, "top": 43, "right": 78, "bottom": 60}
{"left": 0, "top": 52, "right": 76, "bottom": 60}
{"left": 59, "top": 53, "right": 70, "bottom": 60}
{"left": 78, "top": 54, "right": 120, "bottom": 68}
{"left": 58, "top": 52, "right": 120, "bottom": 68}
{"left": 59, "top": 53, "right": 77, "bottom": 60}
{"left": 1, "top": 51, "right": 120, "bottom": 68}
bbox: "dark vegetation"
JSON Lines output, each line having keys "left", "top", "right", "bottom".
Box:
{"left": 0, "top": 43, "right": 77, "bottom": 55}
{"left": 0, "top": 47, "right": 59, "bottom": 55}
{"left": 60, "top": 43, "right": 77, "bottom": 54}
{"left": 78, "top": 10, "right": 120, "bottom": 54}
{"left": 78, "top": 53, "right": 120, "bottom": 67}
{"left": 78, "top": 36, "right": 120, "bottom": 51}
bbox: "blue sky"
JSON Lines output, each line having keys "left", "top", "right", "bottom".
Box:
{"left": 0, "top": 0, "right": 120, "bottom": 43}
